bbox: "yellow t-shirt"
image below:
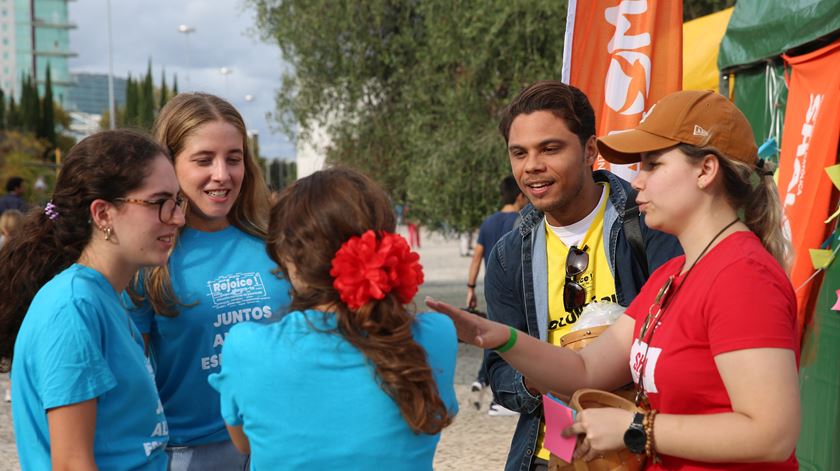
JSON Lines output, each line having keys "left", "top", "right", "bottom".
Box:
{"left": 535, "top": 183, "right": 617, "bottom": 461}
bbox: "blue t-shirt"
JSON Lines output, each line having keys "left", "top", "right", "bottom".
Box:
{"left": 477, "top": 211, "right": 519, "bottom": 265}
{"left": 130, "top": 225, "right": 292, "bottom": 446}
{"left": 208, "top": 310, "right": 459, "bottom": 470}
{"left": 12, "top": 264, "right": 168, "bottom": 470}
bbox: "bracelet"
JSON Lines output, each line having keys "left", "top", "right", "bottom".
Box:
{"left": 494, "top": 327, "right": 518, "bottom": 353}
{"left": 467, "top": 283, "right": 476, "bottom": 288}
{"left": 644, "top": 409, "right": 660, "bottom": 463}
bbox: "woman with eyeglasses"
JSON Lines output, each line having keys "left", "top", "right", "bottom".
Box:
{"left": 0, "top": 130, "right": 184, "bottom": 469}
{"left": 127, "top": 93, "right": 292, "bottom": 470}
{"left": 427, "top": 90, "right": 799, "bottom": 470}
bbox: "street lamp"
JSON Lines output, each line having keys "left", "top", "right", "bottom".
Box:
{"left": 177, "top": 24, "right": 196, "bottom": 90}
{"left": 106, "top": 0, "right": 116, "bottom": 129}
{"left": 219, "top": 67, "right": 233, "bottom": 97}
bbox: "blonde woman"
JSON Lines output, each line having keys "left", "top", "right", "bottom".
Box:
{"left": 129, "top": 93, "right": 291, "bottom": 470}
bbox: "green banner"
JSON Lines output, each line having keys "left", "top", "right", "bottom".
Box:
{"left": 799, "top": 228, "right": 840, "bottom": 470}
{"left": 719, "top": 0, "right": 840, "bottom": 71}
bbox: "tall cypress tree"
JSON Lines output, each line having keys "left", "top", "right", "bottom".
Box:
{"left": 19, "top": 74, "right": 33, "bottom": 132}
{"left": 172, "top": 73, "right": 179, "bottom": 96}
{"left": 159, "top": 69, "right": 169, "bottom": 110}
{"left": 139, "top": 59, "right": 155, "bottom": 129}
{"left": 124, "top": 75, "right": 137, "bottom": 127}
{"left": 40, "top": 64, "right": 56, "bottom": 147}
{"left": 7, "top": 96, "right": 20, "bottom": 130}
{"left": 0, "top": 88, "right": 6, "bottom": 130}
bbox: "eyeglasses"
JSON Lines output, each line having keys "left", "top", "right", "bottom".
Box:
{"left": 115, "top": 194, "right": 187, "bottom": 224}
{"left": 563, "top": 245, "right": 589, "bottom": 311}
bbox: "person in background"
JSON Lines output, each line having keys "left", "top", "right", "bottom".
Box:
{"left": 0, "top": 130, "right": 182, "bottom": 469}
{"left": 0, "top": 176, "right": 28, "bottom": 216}
{"left": 128, "top": 93, "right": 292, "bottom": 470}
{"left": 0, "top": 208, "right": 23, "bottom": 250}
{"left": 209, "top": 168, "right": 458, "bottom": 470}
{"left": 466, "top": 175, "right": 527, "bottom": 416}
{"left": 429, "top": 90, "right": 799, "bottom": 471}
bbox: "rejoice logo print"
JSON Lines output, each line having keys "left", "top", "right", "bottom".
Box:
{"left": 207, "top": 272, "right": 269, "bottom": 309}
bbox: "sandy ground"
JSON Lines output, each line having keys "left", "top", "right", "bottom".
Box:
{"left": 0, "top": 227, "right": 518, "bottom": 470}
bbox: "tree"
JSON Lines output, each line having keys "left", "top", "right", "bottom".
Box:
{"left": 6, "top": 97, "right": 20, "bottom": 130}
{"left": 19, "top": 74, "right": 41, "bottom": 134}
{"left": 40, "top": 64, "right": 57, "bottom": 148}
{"left": 249, "top": 0, "right": 567, "bottom": 231}
{"left": 124, "top": 75, "right": 138, "bottom": 127}
{"left": 0, "top": 88, "right": 5, "bottom": 130}
{"left": 684, "top": 0, "right": 735, "bottom": 21}
{"left": 160, "top": 69, "right": 170, "bottom": 110}
{"left": 172, "top": 73, "right": 179, "bottom": 96}
{"left": 139, "top": 60, "right": 155, "bottom": 129}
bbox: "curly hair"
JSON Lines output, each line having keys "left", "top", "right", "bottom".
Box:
{"left": 0, "top": 130, "right": 169, "bottom": 364}
{"left": 267, "top": 167, "right": 451, "bottom": 434}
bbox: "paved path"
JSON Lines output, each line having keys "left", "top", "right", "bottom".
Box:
{"left": 0, "top": 227, "right": 518, "bottom": 470}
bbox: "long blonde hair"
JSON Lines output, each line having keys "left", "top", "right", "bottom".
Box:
{"left": 132, "top": 93, "right": 271, "bottom": 316}
{"left": 679, "top": 144, "right": 791, "bottom": 271}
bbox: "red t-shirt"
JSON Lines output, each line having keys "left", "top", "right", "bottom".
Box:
{"left": 626, "top": 231, "right": 798, "bottom": 471}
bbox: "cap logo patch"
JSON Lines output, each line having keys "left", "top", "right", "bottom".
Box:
{"left": 693, "top": 125, "right": 709, "bottom": 137}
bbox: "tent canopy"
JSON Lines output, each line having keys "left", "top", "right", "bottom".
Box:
{"left": 718, "top": 0, "right": 840, "bottom": 71}
{"left": 683, "top": 7, "right": 733, "bottom": 92}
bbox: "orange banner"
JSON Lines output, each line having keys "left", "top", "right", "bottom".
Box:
{"left": 562, "top": 0, "right": 682, "bottom": 181}
{"left": 779, "top": 40, "right": 840, "bottom": 335}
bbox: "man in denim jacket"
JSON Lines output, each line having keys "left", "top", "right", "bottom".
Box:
{"left": 485, "top": 81, "right": 682, "bottom": 471}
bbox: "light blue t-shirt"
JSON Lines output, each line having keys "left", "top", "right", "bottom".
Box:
{"left": 130, "top": 225, "right": 292, "bottom": 446}
{"left": 12, "top": 264, "right": 168, "bottom": 470}
{"left": 208, "top": 310, "right": 459, "bottom": 470}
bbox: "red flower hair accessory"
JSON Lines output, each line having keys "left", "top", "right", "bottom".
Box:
{"left": 330, "top": 230, "right": 424, "bottom": 310}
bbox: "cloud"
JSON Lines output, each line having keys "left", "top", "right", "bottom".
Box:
{"left": 68, "top": 0, "right": 295, "bottom": 159}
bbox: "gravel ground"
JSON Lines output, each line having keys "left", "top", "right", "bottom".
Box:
{"left": 0, "top": 227, "right": 518, "bottom": 470}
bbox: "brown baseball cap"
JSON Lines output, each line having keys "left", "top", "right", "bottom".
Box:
{"left": 596, "top": 90, "right": 757, "bottom": 165}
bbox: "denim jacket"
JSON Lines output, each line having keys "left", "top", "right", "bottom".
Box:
{"left": 484, "top": 170, "right": 683, "bottom": 471}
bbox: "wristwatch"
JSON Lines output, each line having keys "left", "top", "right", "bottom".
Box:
{"left": 623, "top": 412, "right": 647, "bottom": 454}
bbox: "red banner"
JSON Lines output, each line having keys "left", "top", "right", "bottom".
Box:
{"left": 779, "top": 40, "right": 840, "bottom": 335}
{"left": 562, "top": 0, "right": 682, "bottom": 181}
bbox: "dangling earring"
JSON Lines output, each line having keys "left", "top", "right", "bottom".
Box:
{"left": 100, "top": 225, "right": 113, "bottom": 241}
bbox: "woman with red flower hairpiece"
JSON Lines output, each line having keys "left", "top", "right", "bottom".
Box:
{"left": 208, "top": 168, "right": 458, "bottom": 469}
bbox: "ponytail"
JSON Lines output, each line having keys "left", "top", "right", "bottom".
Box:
{"left": 679, "top": 144, "right": 791, "bottom": 270}
{"left": 0, "top": 209, "right": 91, "bottom": 363}
{"left": 0, "top": 129, "right": 168, "bottom": 365}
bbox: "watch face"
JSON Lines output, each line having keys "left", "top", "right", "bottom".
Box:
{"left": 623, "top": 426, "right": 646, "bottom": 454}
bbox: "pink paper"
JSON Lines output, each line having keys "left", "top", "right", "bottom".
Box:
{"left": 832, "top": 289, "right": 840, "bottom": 311}
{"left": 542, "top": 394, "right": 577, "bottom": 462}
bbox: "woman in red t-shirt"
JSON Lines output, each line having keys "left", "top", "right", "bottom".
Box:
{"left": 427, "top": 90, "right": 799, "bottom": 470}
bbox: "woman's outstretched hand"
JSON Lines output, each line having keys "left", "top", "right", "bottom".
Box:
{"left": 425, "top": 297, "right": 510, "bottom": 349}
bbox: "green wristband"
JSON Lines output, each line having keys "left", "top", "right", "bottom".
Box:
{"left": 494, "top": 327, "right": 518, "bottom": 353}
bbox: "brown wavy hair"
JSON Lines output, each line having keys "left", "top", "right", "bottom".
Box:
{"left": 267, "top": 168, "right": 451, "bottom": 434}
{"left": 0, "top": 130, "right": 169, "bottom": 365}
{"left": 132, "top": 93, "right": 271, "bottom": 316}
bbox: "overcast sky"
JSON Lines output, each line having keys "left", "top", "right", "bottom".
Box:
{"left": 68, "top": 1, "right": 295, "bottom": 159}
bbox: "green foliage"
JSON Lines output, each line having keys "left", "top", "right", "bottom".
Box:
{"left": 172, "top": 73, "right": 179, "bottom": 96}
{"left": 160, "top": 69, "right": 170, "bottom": 110}
{"left": 0, "top": 131, "right": 55, "bottom": 201}
{"left": 41, "top": 65, "right": 56, "bottom": 148}
{"left": 683, "top": 0, "right": 736, "bottom": 21}
{"left": 124, "top": 75, "right": 138, "bottom": 127}
{"left": 0, "top": 89, "right": 5, "bottom": 129}
{"left": 249, "top": 0, "right": 568, "bottom": 231}
{"left": 139, "top": 60, "right": 155, "bottom": 129}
